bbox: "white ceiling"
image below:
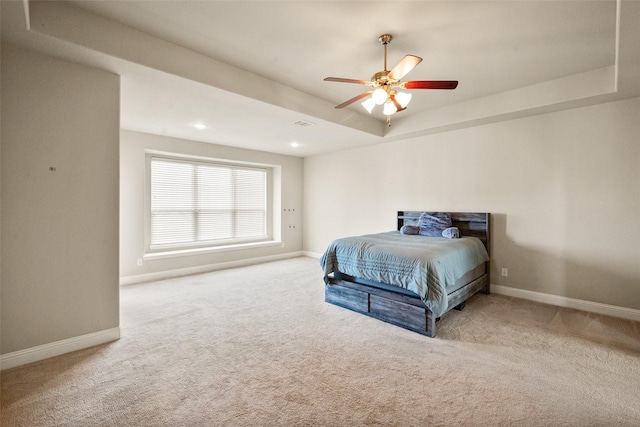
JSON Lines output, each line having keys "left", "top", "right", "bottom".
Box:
{"left": 2, "top": 1, "right": 638, "bottom": 157}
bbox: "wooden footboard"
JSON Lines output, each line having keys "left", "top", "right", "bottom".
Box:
{"left": 325, "top": 272, "right": 488, "bottom": 337}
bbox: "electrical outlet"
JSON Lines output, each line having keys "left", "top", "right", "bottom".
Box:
{"left": 137, "top": 259, "right": 143, "bottom": 266}
{"left": 501, "top": 268, "right": 508, "bottom": 277}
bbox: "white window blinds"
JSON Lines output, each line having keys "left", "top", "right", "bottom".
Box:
{"left": 150, "top": 157, "right": 267, "bottom": 249}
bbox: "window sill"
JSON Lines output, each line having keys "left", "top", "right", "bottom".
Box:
{"left": 144, "top": 240, "right": 283, "bottom": 261}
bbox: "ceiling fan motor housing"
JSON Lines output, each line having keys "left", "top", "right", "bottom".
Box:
{"left": 372, "top": 70, "right": 395, "bottom": 85}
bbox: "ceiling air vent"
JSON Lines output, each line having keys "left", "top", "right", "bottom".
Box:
{"left": 293, "top": 120, "right": 314, "bottom": 127}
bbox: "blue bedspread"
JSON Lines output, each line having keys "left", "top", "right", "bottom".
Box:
{"left": 320, "top": 231, "right": 489, "bottom": 317}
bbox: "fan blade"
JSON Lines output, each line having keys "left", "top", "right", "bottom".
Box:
{"left": 402, "top": 80, "right": 458, "bottom": 90}
{"left": 388, "top": 55, "right": 423, "bottom": 81}
{"left": 334, "top": 91, "right": 373, "bottom": 109}
{"left": 389, "top": 93, "right": 406, "bottom": 113}
{"left": 324, "top": 77, "right": 371, "bottom": 85}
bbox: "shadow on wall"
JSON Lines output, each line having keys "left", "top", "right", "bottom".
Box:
{"left": 490, "top": 214, "right": 639, "bottom": 310}
{"left": 488, "top": 213, "right": 506, "bottom": 285}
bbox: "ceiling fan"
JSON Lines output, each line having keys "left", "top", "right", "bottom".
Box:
{"left": 324, "top": 34, "right": 458, "bottom": 126}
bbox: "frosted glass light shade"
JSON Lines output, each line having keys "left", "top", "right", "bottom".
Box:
{"left": 383, "top": 101, "right": 397, "bottom": 115}
{"left": 395, "top": 92, "right": 412, "bottom": 108}
{"left": 372, "top": 88, "right": 388, "bottom": 105}
{"left": 361, "top": 97, "right": 376, "bottom": 113}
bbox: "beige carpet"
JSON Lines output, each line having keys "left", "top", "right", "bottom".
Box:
{"left": 2, "top": 257, "right": 639, "bottom": 426}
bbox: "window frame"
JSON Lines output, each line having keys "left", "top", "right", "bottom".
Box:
{"left": 144, "top": 152, "right": 274, "bottom": 256}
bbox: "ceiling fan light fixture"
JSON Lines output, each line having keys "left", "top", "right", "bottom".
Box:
{"left": 324, "top": 34, "right": 458, "bottom": 126}
{"left": 361, "top": 97, "right": 376, "bottom": 114}
{"left": 395, "top": 91, "right": 412, "bottom": 108}
{"left": 383, "top": 100, "right": 397, "bottom": 116}
{"left": 372, "top": 88, "right": 387, "bottom": 105}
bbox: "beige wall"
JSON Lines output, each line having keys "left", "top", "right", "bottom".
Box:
{"left": 303, "top": 97, "right": 640, "bottom": 310}
{"left": 120, "top": 130, "right": 303, "bottom": 280}
{"left": 1, "top": 44, "right": 120, "bottom": 354}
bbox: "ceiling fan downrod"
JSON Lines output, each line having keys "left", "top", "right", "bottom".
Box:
{"left": 378, "top": 34, "right": 392, "bottom": 71}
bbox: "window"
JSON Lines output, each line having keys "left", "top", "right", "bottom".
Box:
{"left": 147, "top": 155, "right": 270, "bottom": 252}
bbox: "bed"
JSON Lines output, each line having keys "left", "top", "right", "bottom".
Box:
{"left": 320, "top": 211, "right": 490, "bottom": 337}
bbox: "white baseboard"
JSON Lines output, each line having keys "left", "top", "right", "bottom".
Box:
{"left": 1, "top": 327, "right": 120, "bottom": 371}
{"left": 305, "top": 251, "right": 639, "bottom": 321}
{"left": 303, "top": 251, "right": 323, "bottom": 259}
{"left": 491, "top": 284, "right": 640, "bottom": 322}
{"left": 120, "top": 251, "right": 304, "bottom": 286}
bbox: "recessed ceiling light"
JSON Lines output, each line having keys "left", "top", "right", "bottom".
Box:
{"left": 193, "top": 122, "right": 207, "bottom": 130}
{"left": 290, "top": 142, "right": 299, "bottom": 148}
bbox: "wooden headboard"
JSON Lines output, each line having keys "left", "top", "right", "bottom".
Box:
{"left": 397, "top": 211, "right": 490, "bottom": 254}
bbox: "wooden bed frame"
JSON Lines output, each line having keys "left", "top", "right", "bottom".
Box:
{"left": 324, "top": 211, "right": 491, "bottom": 337}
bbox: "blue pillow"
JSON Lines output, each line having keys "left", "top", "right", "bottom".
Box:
{"left": 442, "top": 227, "right": 460, "bottom": 239}
{"left": 400, "top": 225, "right": 419, "bottom": 235}
{"left": 418, "top": 212, "right": 452, "bottom": 237}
